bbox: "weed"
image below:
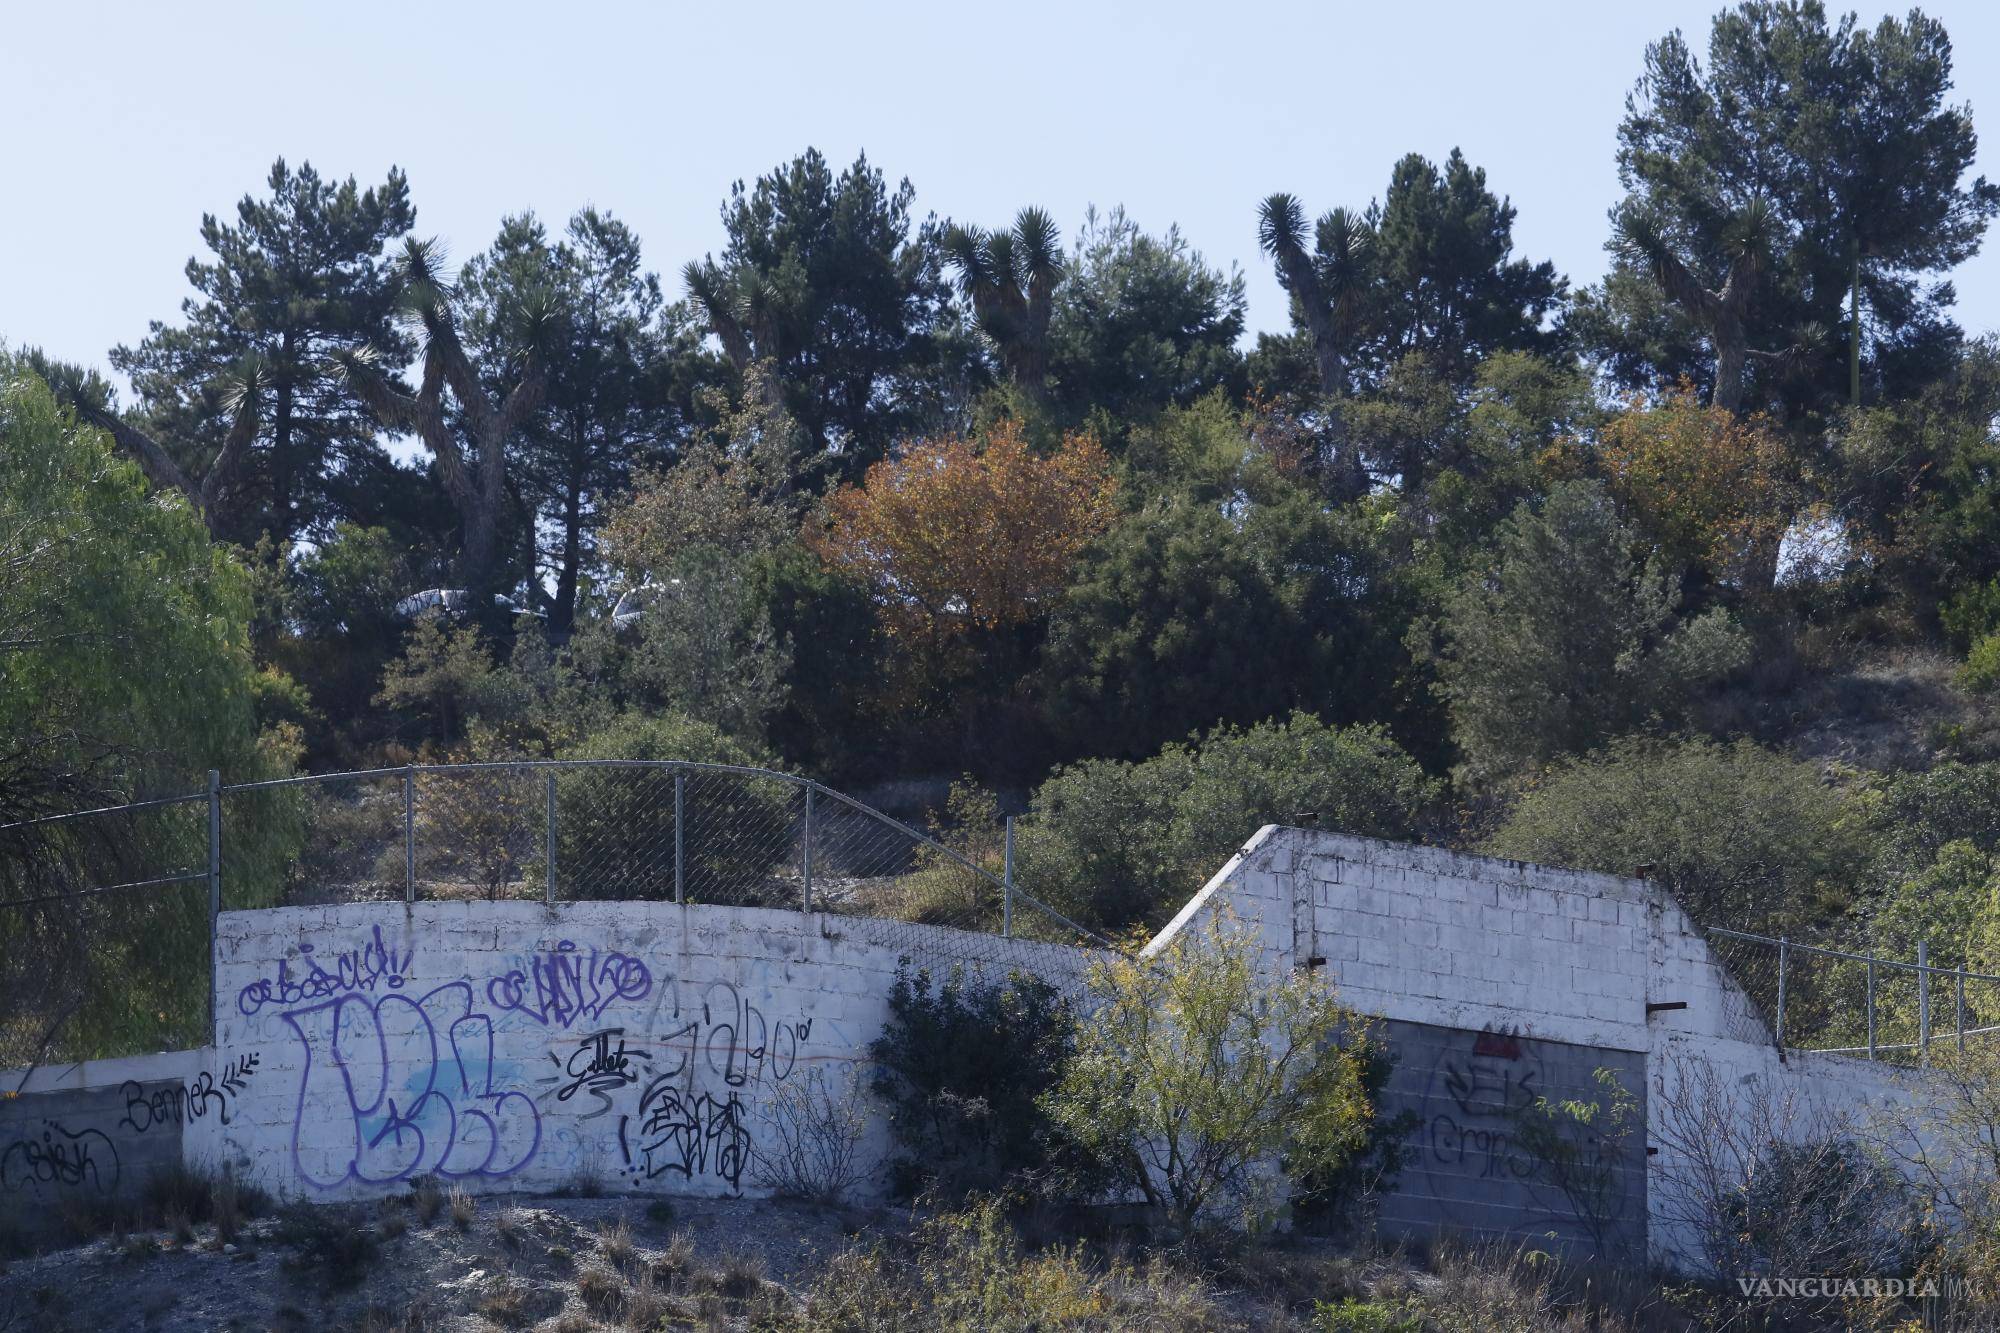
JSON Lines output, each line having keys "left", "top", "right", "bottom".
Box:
{"left": 716, "top": 1248, "right": 766, "bottom": 1299}
{"left": 597, "top": 1217, "right": 636, "bottom": 1269}
{"left": 577, "top": 1259, "right": 626, "bottom": 1314}
{"left": 559, "top": 1164, "right": 606, "bottom": 1198}
{"left": 274, "top": 1202, "right": 380, "bottom": 1289}
{"left": 643, "top": 1198, "right": 675, "bottom": 1228}
{"left": 409, "top": 1174, "right": 443, "bottom": 1225}
{"left": 650, "top": 1228, "right": 695, "bottom": 1288}
{"left": 448, "top": 1183, "right": 476, "bottom": 1229}
{"left": 1316, "top": 1298, "right": 1423, "bottom": 1332}
{"left": 164, "top": 1204, "right": 195, "bottom": 1247}
{"left": 474, "top": 1275, "right": 530, "bottom": 1327}
{"left": 622, "top": 1272, "right": 682, "bottom": 1327}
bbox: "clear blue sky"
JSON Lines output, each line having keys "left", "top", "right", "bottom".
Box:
{"left": 8, "top": 0, "right": 2000, "bottom": 386}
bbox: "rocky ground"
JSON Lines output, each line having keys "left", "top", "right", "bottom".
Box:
{"left": 0, "top": 1191, "right": 887, "bottom": 1332}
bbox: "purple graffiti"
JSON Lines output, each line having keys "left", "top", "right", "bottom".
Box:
{"left": 238, "top": 924, "right": 411, "bottom": 1017}
{"left": 281, "top": 980, "right": 541, "bottom": 1189}
{"left": 486, "top": 940, "right": 652, "bottom": 1029}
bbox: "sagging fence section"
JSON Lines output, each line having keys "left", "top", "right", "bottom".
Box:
{"left": 1707, "top": 926, "right": 2000, "bottom": 1063}
{"left": 0, "top": 761, "right": 1107, "bottom": 1072}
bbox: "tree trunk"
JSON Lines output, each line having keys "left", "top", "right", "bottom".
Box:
{"left": 1850, "top": 242, "right": 1863, "bottom": 408}
{"left": 274, "top": 332, "right": 295, "bottom": 541}
{"left": 1711, "top": 314, "right": 1748, "bottom": 415}
{"left": 555, "top": 474, "right": 584, "bottom": 634}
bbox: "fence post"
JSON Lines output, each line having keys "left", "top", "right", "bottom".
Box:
{"left": 1958, "top": 966, "right": 1967, "bottom": 1054}
{"left": 1775, "top": 937, "right": 1789, "bottom": 1052}
{"left": 801, "top": 786, "right": 815, "bottom": 917}
{"left": 1919, "top": 940, "right": 1931, "bottom": 1065}
{"left": 545, "top": 770, "right": 558, "bottom": 908}
{"left": 207, "top": 768, "right": 220, "bottom": 1043}
{"left": 403, "top": 765, "right": 416, "bottom": 904}
{"left": 1003, "top": 816, "right": 1015, "bottom": 939}
{"left": 1866, "top": 958, "right": 1877, "bottom": 1060}
{"left": 673, "top": 770, "right": 685, "bottom": 906}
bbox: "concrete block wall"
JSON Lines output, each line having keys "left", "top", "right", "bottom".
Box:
{"left": 197, "top": 900, "right": 1091, "bottom": 1203}
{"left": 0, "top": 1048, "right": 208, "bottom": 1233}
{"left": 0, "top": 825, "right": 1939, "bottom": 1272}
{"left": 1153, "top": 826, "right": 1932, "bottom": 1269}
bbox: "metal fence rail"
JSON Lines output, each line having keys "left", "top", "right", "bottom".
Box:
{"left": 1707, "top": 926, "right": 2000, "bottom": 1064}
{"left": 10, "top": 768, "right": 1978, "bottom": 1074}
{"left": 0, "top": 760, "right": 1110, "bottom": 1073}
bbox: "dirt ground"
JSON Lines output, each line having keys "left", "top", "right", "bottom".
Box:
{"left": 0, "top": 1191, "right": 900, "bottom": 1332}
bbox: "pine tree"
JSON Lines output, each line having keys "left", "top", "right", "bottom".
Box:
{"left": 109, "top": 158, "right": 416, "bottom": 544}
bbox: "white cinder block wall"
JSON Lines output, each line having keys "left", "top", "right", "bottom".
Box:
{"left": 1, "top": 826, "right": 1935, "bottom": 1274}
{"left": 1153, "top": 827, "right": 1928, "bottom": 1270}
{"left": 194, "top": 900, "right": 1090, "bottom": 1203}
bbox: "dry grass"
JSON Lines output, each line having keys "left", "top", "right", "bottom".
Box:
{"left": 495, "top": 1205, "right": 525, "bottom": 1247}
{"left": 410, "top": 1176, "right": 444, "bottom": 1226}
{"left": 649, "top": 1228, "right": 696, "bottom": 1290}
{"left": 595, "top": 1217, "right": 637, "bottom": 1270}
{"left": 576, "top": 1259, "right": 626, "bottom": 1315}
{"left": 473, "top": 1274, "right": 530, "bottom": 1327}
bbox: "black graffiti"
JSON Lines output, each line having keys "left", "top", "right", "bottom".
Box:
{"left": 618, "top": 1078, "right": 751, "bottom": 1191}
{"left": 0, "top": 1122, "right": 118, "bottom": 1194}
{"left": 1428, "top": 1113, "right": 1536, "bottom": 1182}
{"left": 120, "top": 1053, "right": 260, "bottom": 1134}
{"left": 701, "top": 982, "right": 810, "bottom": 1088}
{"left": 548, "top": 1029, "right": 646, "bottom": 1120}
{"left": 1440, "top": 1048, "right": 1541, "bottom": 1120}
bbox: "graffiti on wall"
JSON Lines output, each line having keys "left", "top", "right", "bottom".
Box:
{"left": 237, "top": 924, "right": 413, "bottom": 1017}
{"left": 282, "top": 980, "right": 542, "bottom": 1188}
{"left": 1373, "top": 1019, "right": 1647, "bottom": 1258}
{"left": 250, "top": 927, "right": 827, "bottom": 1197}
{"left": 488, "top": 940, "right": 653, "bottom": 1030}
{"left": 620, "top": 1080, "right": 751, "bottom": 1190}
{"left": 119, "top": 1053, "right": 259, "bottom": 1133}
{"left": 1, "top": 1121, "right": 118, "bottom": 1195}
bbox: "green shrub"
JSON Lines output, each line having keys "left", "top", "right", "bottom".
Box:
{"left": 1047, "top": 922, "right": 1379, "bottom": 1232}
{"left": 1485, "top": 736, "right": 1872, "bottom": 933}
{"left": 794, "top": 1199, "right": 1223, "bottom": 1331}
{"left": 1315, "top": 1298, "right": 1423, "bottom": 1333}
{"left": 1016, "top": 711, "right": 1434, "bottom": 933}
{"left": 275, "top": 1203, "right": 380, "bottom": 1288}
{"left": 868, "top": 966, "right": 1096, "bottom": 1201}
{"left": 1963, "top": 632, "right": 2000, "bottom": 693}
{"left": 1434, "top": 479, "right": 1748, "bottom": 782}
{"left": 554, "top": 710, "right": 790, "bottom": 903}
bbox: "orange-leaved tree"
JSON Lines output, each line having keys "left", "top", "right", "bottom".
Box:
{"left": 1597, "top": 385, "right": 1797, "bottom": 590}
{"left": 807, "top": 420, "right": 1117, "bottom": 689}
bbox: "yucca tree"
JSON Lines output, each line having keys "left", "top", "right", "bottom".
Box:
{"left": 943, "top": 207, "right": 1064, "bottom": 404}
{"left": 337, "top": 237, "right": 552, "bottom": 591}
{"left": 1256, "top": 193, "right": 1375, "bottom": 498}
{"left": 26, "top": 349, "right": 266, "bottom": 535}
{"left": 1613, "top": 198, "right": 1782, "bottom": 415}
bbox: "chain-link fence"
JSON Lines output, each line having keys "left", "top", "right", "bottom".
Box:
{"left": 1708, "top": 927, "right": 2000, "bottom": 1064}
{"left": 0, "top": 792, "right": 214, "bottom": 1070}
{"left": 0, "top": 762, "right": 1110, "bottom": 1071}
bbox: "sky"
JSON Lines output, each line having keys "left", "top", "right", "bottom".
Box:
{"left": 7, "top": 0, "right": 2000, "bottom": 389}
